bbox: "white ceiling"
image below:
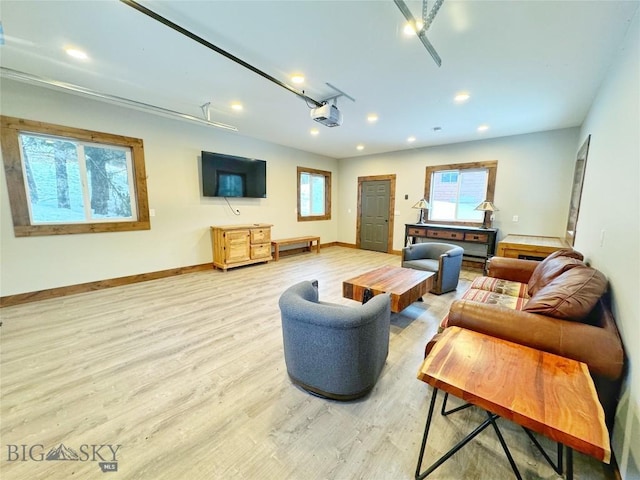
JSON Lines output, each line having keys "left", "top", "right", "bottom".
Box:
{"left": 1, "top": 1, "right": 638, "bottom": 159}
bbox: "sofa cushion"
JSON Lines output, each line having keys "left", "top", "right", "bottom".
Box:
{"left": 528, "top": 249, "right": 585, "bottom": 296}
{"left": 470, "top": 276, "right": 529, "bottom": 298}
{"left": 523, "top": 265, "right": 607, "bottom": 322}
{"left": 402, "top": 258, "right": 439, "bottom": 273}
{"left": 461, "top": 288, "right": 529, "bottom": 310}
{"left": 439, "top": 287, "right": 528, "bottom": 329}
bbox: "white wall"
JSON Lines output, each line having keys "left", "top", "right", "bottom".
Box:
{"left": 337, "top": 128, "right": 579, "bottom": 250}
{"left": 576, "top": 9, "right": 639, "bottom": 479}
{"left": 0, "top": 80, "right": 338, "bottom": 296}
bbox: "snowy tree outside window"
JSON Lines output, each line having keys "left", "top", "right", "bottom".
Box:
{"left": 19, "top": 133, "right": 137, "bottom": 224}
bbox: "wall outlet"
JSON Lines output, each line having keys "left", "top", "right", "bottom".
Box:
{"left": 512, "top": 215, "right": 519, "bottom": 222}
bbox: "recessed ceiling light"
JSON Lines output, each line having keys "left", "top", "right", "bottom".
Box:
{"left": 403, "top": 21, "right": 424, "bottom": 35}
{"left": 65, "top": 48, "right": 88, "bottom": 60}
{"left": 407, "top": 136, "right": 416, "bottom": 143}
{"left": 477, "top": 124, "right": 490, "bottom": 132}
{"left": 454, "top": 92, "right": 470, "bottom": 103}
{"left": 291, "top": 74, "right": 305, "bottom": 84}
{"left": 310, "top": 128, "right": 319, "bottom": 136}
{"left": 356, "top": 144, "right": 365, "bottom": 151}
{"left": 367, "top": 114, "right": 378, "bottom": 123}
{"left": 230, "top": 102, "right": 243, "bottom": 111}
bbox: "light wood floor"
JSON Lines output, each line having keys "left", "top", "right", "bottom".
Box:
{"left": 0, "top": 247, "right": 615, "bottom": 479}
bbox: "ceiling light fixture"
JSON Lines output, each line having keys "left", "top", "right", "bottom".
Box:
{"left": 403, "top": 20, "right": 424, "bottom": 35}
{"left": 407, "top": 136, "right": 416, "bottom": 143}
{"left": 230, "top": 102, "right": 243, "bottom": 111}
{"left": 356, "top": 145, "right": 365, "bottom": 151}
{"left": 477, "top": 124, "right": 490, "bottom": 132}
{"left": 454, "top": 93, "right": 470, "bottom": 103}
{"left": 310, "top": 128, "right": 319, "bottom": 136}
{"left": 394, "top": 0, "right": 444, "bottom": 67}
{"left": 291, "top": 74, "right": 305, "bottom": 84}
{"left": 65, "top": 48, "right": 88, "bottom": 60}
{"left": 367, "top": 114, "right": 379, "bottom": 123}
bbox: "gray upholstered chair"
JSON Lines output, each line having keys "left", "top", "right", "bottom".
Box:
{"left": 402, "top": 242, "right": 464, "bottom": 294}
{"left": 278, "top": 280, "right": 391, "bottom": 400}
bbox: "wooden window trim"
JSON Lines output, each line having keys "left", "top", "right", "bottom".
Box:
{"left": 297, "top": 166, "right": 331, "bottom": 221}
{"left": 0, "top": 116, "right": 150, "bottom": 236}
{"left": 424, "top": 160, "right": 497, "bottom": 226}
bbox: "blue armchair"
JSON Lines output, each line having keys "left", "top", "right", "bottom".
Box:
{"left": 402, "top": 242, "right": 464, "bottom": 294}
{"left": 278, "top": 280, "right": 391, "bottom": 400}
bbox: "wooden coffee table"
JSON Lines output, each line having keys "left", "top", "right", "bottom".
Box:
{"left": 415, "top": 327, "right": 610, "bottom": 479}
{"left": 342, "top": 265, "right": 434, "bottom": 313}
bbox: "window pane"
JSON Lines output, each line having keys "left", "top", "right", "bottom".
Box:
{"left": 429, "top": 168, "right": 488, "bottom": 222}
{"left": 310, "top": 174, "right": 325, "bottom": 215}
{"left": 85, "top": 145, "right": 135, "bottom": 220}
{"left": 458, "top": 170, "right": 487, "bottom": 221}
{"left": 19, "top": 134, "right": 137, "bottom": 224}
{"left": 430, "top": 170, "right": 457, "bottom": 220}
{"left": 20, "top": 134, "right": 86, "bottom": 223}
{"left": 297, "top": 166, "right": 331, "bottom": 222}
{"left": 300, "top": 172, "right": 310, "bottom": 216}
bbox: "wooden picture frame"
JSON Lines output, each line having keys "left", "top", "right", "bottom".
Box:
{"left": 565, "top": 135, "right": 591, "bottom": 246}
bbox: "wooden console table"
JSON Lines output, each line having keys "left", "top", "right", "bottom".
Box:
{"left": 404, "top": 223, "right": 498, "bottom": 268}
{"left": 415, "top": 327, "right": 609, "bottom": 479}
{"left": 497, "top": 234, "right": 570, "bottom": 261}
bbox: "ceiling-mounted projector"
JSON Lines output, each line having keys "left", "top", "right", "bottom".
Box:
{"left": 311, "top": 103, "right": 343, "bottom": 127}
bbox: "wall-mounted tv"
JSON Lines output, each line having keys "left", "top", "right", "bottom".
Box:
{"left": 201, "top": 151, "right": 267, "bottom": 198}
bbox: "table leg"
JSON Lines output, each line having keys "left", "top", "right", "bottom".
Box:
{"left": 566, "top": 447, "right": 573, "bottom": 480}
{"left": 487, "top": 413, "right": 522, "bottom": 480}
{"left": 441, "top": 392, "right": 473, "bottom": 417}
{"left": 522, "top": 428, "right": 563, "bottom": 474}
{"left": 362, "top": 288, "right": 374, "bottom": 304}
{"left": 415, "top": 388, "right": 495, "bottom": 480}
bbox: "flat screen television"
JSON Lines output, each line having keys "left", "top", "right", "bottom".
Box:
{"left": 201, "top": 151, "right": 267, "bottom": 198}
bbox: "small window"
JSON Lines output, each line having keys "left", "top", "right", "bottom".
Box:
{"left": 425, "top": 161, "right": 497, "bottom": 225}
{"left": 297, "top": 166, "right": 331, "bottom": 221}
{"left": 1, "top": 116, "right": 150, "bottom": 236}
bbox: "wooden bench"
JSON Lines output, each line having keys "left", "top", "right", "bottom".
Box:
{"left": 271, "top": 236, "right": 320, "bottom": 261}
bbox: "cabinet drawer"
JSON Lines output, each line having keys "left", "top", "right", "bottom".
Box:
{"left": 427, "top": 229, "right": 464, "bottom": 240}
{"left": 464, "top": 232, "right": 489, "bottom": 243}
{"left": 250, "top": 228, "right": 270, "bottom": 244}
{"left": 251, "top": 243, "right": 271, "bottom": 259}
{"left": 408, "top": 227, "right": 427, "bottom": 236}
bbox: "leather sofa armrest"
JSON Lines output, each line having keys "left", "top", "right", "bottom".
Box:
{"left": 487, "top": 256, "right": 539, "bottom": 283}
{"left": 447, "top": 300, "right": 624, "bottom": 380}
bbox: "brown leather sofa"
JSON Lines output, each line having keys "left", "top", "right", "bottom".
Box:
{"left": 433, "top": 249, "right": 625, "bottom": 427}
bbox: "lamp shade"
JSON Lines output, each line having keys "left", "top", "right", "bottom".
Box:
{"left": 474, "top": 201, "right": 498, "bottom": 212}
{"left": 412, "top": 198, "right": 431, "bottom": 210}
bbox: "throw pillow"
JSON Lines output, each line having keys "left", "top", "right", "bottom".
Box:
{"left": 527, "top": 248, "right": 585, "bottom": 296}
{"left": 523, "top": 265, "right": 607, "bottom": 322}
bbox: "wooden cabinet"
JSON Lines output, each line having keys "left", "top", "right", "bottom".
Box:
{"left": 404, "top": 223, "right": 498, "bottom": 268}
{"left": 497, "top": 234, "right": 570, "bottom": 260}
{"left": 210, "top": 224, "right": 272, "bottom": 271}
